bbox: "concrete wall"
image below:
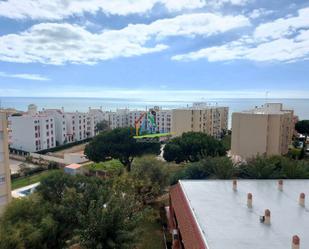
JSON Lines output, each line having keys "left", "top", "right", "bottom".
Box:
{"left": 231, "top": 110, "right": 294, "bottom": 159}
{"left": 231, "top": 113, "right": 269, "bottom": 159}
{"left": 0, "top": 113, "right": 12, "bottom": 214}
{"left": 171, "top": 109, "right": 192, "bottom": 136}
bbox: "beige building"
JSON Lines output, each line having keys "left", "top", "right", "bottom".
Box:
{"left": 231, "top": 103, "right": 294, "bottom": 159}
{"left": 0, "top": 112, "right": 12, "bottom": 214}
{"left": 171, "top": 103, "right": 229, "bottom": 138}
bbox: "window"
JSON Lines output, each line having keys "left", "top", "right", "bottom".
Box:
{"left": 0, "top": 175, "right": 5, "bottom": 185}
{"left": 46, "top": 124, "right": 49, "bottom": 129}
{"left": 46, "top": 132, "right": 49, "bottom": 136}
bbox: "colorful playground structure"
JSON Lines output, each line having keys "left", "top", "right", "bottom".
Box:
{"left": 133, "top": 109, "right": 172, "bottom": 140}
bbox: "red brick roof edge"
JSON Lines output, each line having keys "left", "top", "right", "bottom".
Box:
{"left": 170, "top": 182, "right": 207, "bottom": 249}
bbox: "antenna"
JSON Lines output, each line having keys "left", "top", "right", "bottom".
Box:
{"left": 265, "top": 91, "right": 269, "bottom": 103}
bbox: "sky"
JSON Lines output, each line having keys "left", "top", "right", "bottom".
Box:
{"left": 0, "top": 0, "right": 309, "bottom": 100}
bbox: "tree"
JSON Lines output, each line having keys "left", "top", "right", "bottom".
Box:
{"left": 238, "top": 156, "right": 281, "bottom": 179}
{"left": 1, "top": 171, "right": 145, "bottom": 249}
{"left": 295, "top": 120, "right": 309, "bottom": 157}
{"left": 85, "top": 128, "right": 161, "bottom": 171}
{"left": 95, "top": 120, "right": 110, "bottom": 134}
{"left": 295, "top": 120, "right": 309, "bottom": 136}
{"left": 0, "top": 196, "right": 58, "bottom": 249}
{"left": 208, "top": 157, "right": 235, "bottom": 179}
{"left": 131, "top": 156, "right": 169, "bottom": 204}
{"left": 163, "top": 132, "right": 226, "bottom": 163}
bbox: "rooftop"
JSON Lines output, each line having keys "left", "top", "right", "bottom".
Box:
{"left": 240, "top": 103, "right": 293, "bottom": 115}
{"left": 65, "top": 163, "right": 82, "bottom": 169}
{"left": 178, "top": 180, "right": 309, "bottom": 249}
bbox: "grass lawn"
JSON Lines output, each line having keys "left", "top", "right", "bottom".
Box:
{"left": 11, "top": 169, "right": 59, "bottom": 190}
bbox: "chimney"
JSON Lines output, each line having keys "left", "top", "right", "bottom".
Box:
{"left": 264, "top": 209, "right": 271, "bottom": 225}
{"left": 233, "top": 179, "right": 237, "bottom": 191}
{"left": 278, "top": 180, "right": 283, "bottom": 191}
{"left": 292, "top": 235, "right": 300, "bottom": 249}
{"left": 299, "top": 193, "right": 305, "bottom": 206}
{"left": 247, "top": 193, "right": 253, "bottom": 208}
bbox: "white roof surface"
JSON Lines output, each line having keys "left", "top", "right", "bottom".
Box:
{"left": 180, "top": 180, "right": 309, "bottom": 249}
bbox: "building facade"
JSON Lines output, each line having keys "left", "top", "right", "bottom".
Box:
{"left": 9, "top": 105, "right": 109, "bottom": 152}
{"left": 9, "top": 114, "right": 56, "bottom": 152}
{"left": 0, "top": 112, "right": 11, "bottom": 214}
{"left": 231, "top": 103, "right": 294, "bottom": 159}
{"left": 171, "top": 103, "right": 229, "bottom": 138}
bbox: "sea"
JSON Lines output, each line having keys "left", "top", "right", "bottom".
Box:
{"left": 1, "top": 97, "right": 308, "bottom": 128}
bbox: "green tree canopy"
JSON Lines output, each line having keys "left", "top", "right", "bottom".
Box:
{"left": 295, "top": 120, "right": 309, "bottom": 136}
{"left": 0, "top": 171, "right": 145, "bottom": 249}
{"left": 131, "top": 156, "right": 169, "bottom": 204}
{"left": 95, "top": 120, "right": 110, "bottom": 133}
{"left": 163, "top": 132, "right": 227, "bottom": 163}
{"left": 85, "top": 128, "right": 161, "bottom": 171}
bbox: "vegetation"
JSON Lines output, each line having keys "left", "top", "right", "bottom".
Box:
{"left": 163, "top": 132, "right": 227, "bottom": 163}
{"left": 1, "top": 172, "right": 146, "bottom": 249}
{"left": 11, "top": 170, "right": 59, "bottom": 190}
{"left": 5, "top": 126, "right": 309, "bottom": 249}
{"left": 86, "top": 160, "right": 124, "bottom": 177}
{"left": 295, "top": 120, "right": 309, "bottom": 137}
{"left": 95, "top": 120, "right": 110, "bottom": 133}
{"left": 171, "top": 155, "right": 309, "bottom": 184}
{"left": 85, "top": 128, "right": 161, "bottom": 171}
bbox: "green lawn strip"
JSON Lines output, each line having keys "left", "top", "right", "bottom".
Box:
{"left": 134, "top": 133, "right": 172, "bottom": 139}
{"left": 11, "top": 169, "right": 59, "bottom": 190}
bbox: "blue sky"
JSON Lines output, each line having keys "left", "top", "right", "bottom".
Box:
{"left": 0, "top": 0, "right": 308, "bottom": 100}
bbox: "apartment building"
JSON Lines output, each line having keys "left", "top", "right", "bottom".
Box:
{"left": 9, "top": 112, "right": 56, "bottom": 152}
{"left": 9, "top": 105, "right": 109, "bottom": 152}
{"left": 231, "top": 103, "right": 294, "bottom": 159}
{"left": 171, "top": 103, "right": 229, "bottom": 138}
{"left": 110, "top": 109, "right": 130, "bottom": 129}
{"left": 0, "top": 112, "right": 12, "bottom": 214}
{"left": 43, "top": 108, "right": 67, "bottom": 145}
{"left": 88, "top": 108, "right": 110, "bottom": 136}
{"left": 154, "top": 108, "right": 172, "bottom": 133}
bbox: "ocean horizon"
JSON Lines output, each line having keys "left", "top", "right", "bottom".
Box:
{"left": 1, "top": 97, "right": 309, "bottom": 127}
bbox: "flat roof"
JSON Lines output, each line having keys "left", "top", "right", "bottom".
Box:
{"left": 65, "top": 163, "right": 81, "bottom": 169}
{"left": 179, "top": 180, "right": 309, "bottom": 249}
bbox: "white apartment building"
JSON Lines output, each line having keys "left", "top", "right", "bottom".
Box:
{"left": 9, "top": 108, "right": 56, "bottom": 152}
{"left": 88, "top": 108, "right": 110, "bottom": 136}
{"left": 110, "top": 109, "right": 130, "bottom": 129}
{"left": 43, "top": 108, "right": 67, "bottom": 146}
{"left": 9, "top": 105, "right": 109, "bottom": 152}
{"left": 0, "top": 112, "right": 11, "bottom": 214}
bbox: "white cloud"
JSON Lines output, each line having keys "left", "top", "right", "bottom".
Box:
{"left": 0, "top": 71, "right": 49, "bottom": 81}
{"left": 173, "top": 7, "right": 309, "bottom": 63}
{"left": 254, "top": 7, "right": 309, "bottom": 40}
{"left": 0, "top": 0, "right": 249, "bottom": 20}
{"left": 248, "top": 8, "right": 274, "bottom": 19}
{"left": 0, "top": 13, "right": 249, "bottom": 65}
